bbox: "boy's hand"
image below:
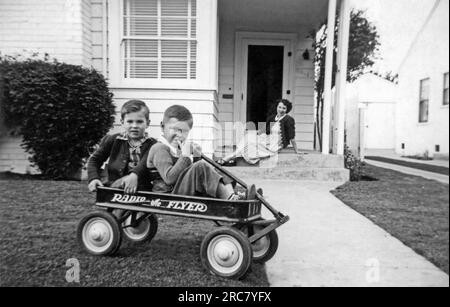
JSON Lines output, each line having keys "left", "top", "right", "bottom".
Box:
{"left": 88, "top": 179, "right": 103, "bottom": 192}
{"left": 122, "top": 173, "right": 138, "bottom": 194}
{"left": 179, "top": 140, "right": 191, "bottom": 157}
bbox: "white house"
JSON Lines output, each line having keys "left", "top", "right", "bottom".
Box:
{"left": 344, "top": 73, "right": 398, "bottom": 157}
{"left": 0, "top": 0, "right": 351, "bottom": 175}
{"left": 396, "top": 0, "right": 449, "bottom": 159}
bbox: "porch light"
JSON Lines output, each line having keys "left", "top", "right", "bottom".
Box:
{"left": 302, "top": 49, "right": 310, "bottom": 60}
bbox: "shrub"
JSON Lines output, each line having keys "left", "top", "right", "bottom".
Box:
{"left": 344, "top": 145, "right": 363, "bottom": 181}
{"left": 0, "top": 54, "right": 115, "bottom": 179}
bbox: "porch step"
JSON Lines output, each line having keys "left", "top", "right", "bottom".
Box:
{"left": 213, "top": 148, "right": 349, "bottom": 182}
{"left": 213, "top": 149, "right": 345, "bottom": 168}
{"left": 223, "top": 166, "right": 349, "bottom": 182}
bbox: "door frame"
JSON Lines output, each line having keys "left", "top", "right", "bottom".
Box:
{"left": 233, "top": 32, "right": 297, "bottom": 123}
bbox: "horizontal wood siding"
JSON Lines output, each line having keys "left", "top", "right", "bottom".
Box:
{"left": 110, "top": 88, "right": 218, "bottom": 155}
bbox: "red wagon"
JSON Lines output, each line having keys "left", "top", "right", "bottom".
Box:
{"left": 77, "top": 155, "right": 289, "bottom": 279}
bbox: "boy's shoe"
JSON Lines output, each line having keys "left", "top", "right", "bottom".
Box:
{"left": 257, "top": 188, "right": 263, "bottom": 196}
{"left": 217, "top": 158, "right": 236, "bottom": 167}
{"left": 246, "top": 184, "right": 257, "bottom": 200}
{"left": 228, "top": 193, "right": 246, "bottom": 201}
{"left": 228, "top": 184, "right": 257, "bottom": 201}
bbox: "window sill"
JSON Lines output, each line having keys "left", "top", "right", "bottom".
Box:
{"left": 109, "top": 78, "right": 217, "bottom": 91}
{"left": 417, "top": 122, "right": 430, "bottom": 126}
{"left": 441, "top": 104, "right": 449, "bottom": 109}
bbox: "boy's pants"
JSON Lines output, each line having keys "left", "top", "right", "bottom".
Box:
{"left": 172, "top": 160, "right": 233, "bottom": 198}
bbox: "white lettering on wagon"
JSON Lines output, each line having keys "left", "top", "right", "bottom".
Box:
{"left": 167, "top": 201, "right": 207, "bottom": 212}
{"left": 110, "top": 194, "right": 207, "bottom": 213}
{"left": 111, "top": 194, "right": 147, "bottom": 203}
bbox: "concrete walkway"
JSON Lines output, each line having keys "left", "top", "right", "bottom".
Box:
{"left": 246, "top": 178, "right": 449, "bottom": 287}
{"left": 365, "top": 160, "right": 449, "bottom": 184}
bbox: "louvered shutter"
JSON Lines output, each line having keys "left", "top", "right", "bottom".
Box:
{"left": 123, "top": 0, "right": 197, "bottom": 79}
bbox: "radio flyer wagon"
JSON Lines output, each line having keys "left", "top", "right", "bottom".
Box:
{"left": 77, "top": 155, "right": 289, "bottom": 279}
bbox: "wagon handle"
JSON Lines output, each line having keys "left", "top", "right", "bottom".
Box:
{"left": 200, "top": 154, "right": 288, "bottom": 220}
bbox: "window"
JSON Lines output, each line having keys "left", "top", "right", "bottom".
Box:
{"left": 419, "top": 78, "right": 429, "bottom": 123}
{"left": 444, "top": 72, "right": 449, "bottom": 105}
{"left": 122, "top": 0, "right": 197, "bottom": 79}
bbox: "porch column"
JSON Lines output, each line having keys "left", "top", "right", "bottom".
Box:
{"left": 322, "top": 0, "right": 338, "bottom": 155}
{"left": 334, "top": 0, "right": 351, "bottom": 155}
{"left": 208, "top": 0, "right": 219, "bottom": 90}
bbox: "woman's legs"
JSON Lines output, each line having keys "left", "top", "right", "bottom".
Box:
{"left": 219, "top": 134, "right": 252, "bottom": 163}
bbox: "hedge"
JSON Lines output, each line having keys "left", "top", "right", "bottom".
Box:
{"left": 0, "top": 54, "right": 115, "bottom": 179}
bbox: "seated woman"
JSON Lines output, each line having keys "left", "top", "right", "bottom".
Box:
{"left": 218, "top": 99, "right": 300, "bottom": 166}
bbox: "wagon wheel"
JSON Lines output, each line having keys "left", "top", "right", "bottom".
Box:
{"left": 200, "top": 227, "right": 252, "bottom": 279}
{"left": 121, "top": 212, "right": 158, "bottom": 243}
{"left": 77, "top": 210, "right": 122, "bottom": 256}
{"left": 234, "top": 222, "right": 279, "bottom": 263}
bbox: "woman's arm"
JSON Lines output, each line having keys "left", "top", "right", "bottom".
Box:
{"left": 291, "top": 139, "right": 300, "bottom": 154}
{"left": 284, "top": 116, "right": 297, "bottom": 151}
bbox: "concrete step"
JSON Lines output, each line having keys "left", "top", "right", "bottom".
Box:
{"left": 213, "top": 151, "right": 344, "bottom": 168}
{"left": 222, "top": 166, "right": 349, "bottom": 182}
{"left": 213, "top": 146, "right": 348, "bottom": 181}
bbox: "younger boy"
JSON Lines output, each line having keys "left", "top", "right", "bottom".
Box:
{"left": 87, "top": 99, "right": 157, "bottom": 194}
{"left": 147, "top": 105, "right": 255, "bottom": 200}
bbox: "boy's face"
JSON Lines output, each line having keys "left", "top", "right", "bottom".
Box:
{"left": 121, "top": 110, "right": 149, "bottom": 140}
{"left": 162, "top": 117, "right": 192, "bottom": 148}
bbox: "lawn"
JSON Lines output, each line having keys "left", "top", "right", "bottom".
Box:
{"left": 0, "top": 173, "right": 269, "bottom": 287}
{"left": 332, "top": 164, "right": 449, "bottom": 274}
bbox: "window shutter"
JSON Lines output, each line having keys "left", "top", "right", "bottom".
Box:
{"left": 190, "top": 41, "right": 197, "bottom": 79}
{"left": 123, "top": 0, "right": 197, "bottom": 80}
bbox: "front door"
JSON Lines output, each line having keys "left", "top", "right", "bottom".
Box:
{"left": 234, "top": 33, "right": 295, "bottom": 126}
{"left": 246, "top": 45, "right": 284, "bottom": 127}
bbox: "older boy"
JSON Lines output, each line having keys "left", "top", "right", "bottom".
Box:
{"left": 87, "top": 99, "right": 157, "bottom": 194}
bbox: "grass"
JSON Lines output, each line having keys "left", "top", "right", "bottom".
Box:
{"left": 0, "top": 173, "right": 269, "bottom": 287}
{"left": 332, "top": 164, "right": 449, "bottom": 274}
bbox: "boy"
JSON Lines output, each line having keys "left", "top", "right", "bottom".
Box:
{"left": 147, "top": 105, "right": 255, "bottom": 200}
{"left": 87, "top": 99, "right": 157, "bottom": 194}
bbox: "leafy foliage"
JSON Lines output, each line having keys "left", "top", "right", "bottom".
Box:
{"left": 313, "top": 10, "right": 380, "bottom": 150}
{"left": 368, "top": 70, "right": 399, "bottom": 84}
{"left": 0, "top": 54, "right": 115, "bottom": 179}
{"left": 344, "top": 145, "right": 363, "bottom": 181}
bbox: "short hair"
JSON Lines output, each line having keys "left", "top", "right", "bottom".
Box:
{"left": 121, "top": 100, "right": 150, "bottom": 121}
{"left": 162, "top": 105, "right": 193, "bottom": 128}
{"left": 276, "top": 99, "right": 293, "bottom": 113}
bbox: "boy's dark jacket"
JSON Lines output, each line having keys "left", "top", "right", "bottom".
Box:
{"left": 87, "top": 133, "right": 157, "bottom": 185}
{"left": 266, "top": 114, "right": 296, "bottom": 149}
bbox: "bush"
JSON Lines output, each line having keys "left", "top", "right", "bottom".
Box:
{"left": 0, "top": 54, "right": 115, "bottom": 179}
{"left": 344, "top": 145, "right": 363, "bottom": 181}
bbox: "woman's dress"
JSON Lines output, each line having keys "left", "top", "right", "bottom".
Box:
{"left": 236, "top": 115, "right": 286, "bottom": 164}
